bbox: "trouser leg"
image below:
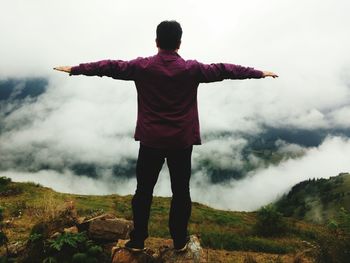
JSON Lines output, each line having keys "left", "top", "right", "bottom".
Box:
{"left": 129, "top": 144, "right": 165, "bottom": 241}
{"left": 166, "top": 145, "right": 193, "bottom": 245}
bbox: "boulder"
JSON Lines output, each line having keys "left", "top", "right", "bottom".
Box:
{"left": 157, "top": 235, "right": 207, "bottom": 263}
{"left": 111, "top": 235, "right": 207, "bottom": 263}
{"left": 111, "top": 239, "right": 156, "bottom": 263}
{"left": 63, "top": 225, "right": 78, "bottom": 234}
{"left": 83, "top": 214, "right": 133, "bottom": 241}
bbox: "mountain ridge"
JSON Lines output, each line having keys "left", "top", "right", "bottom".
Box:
{"left": 275, "top": 172, "right": 350, "bottom": 223}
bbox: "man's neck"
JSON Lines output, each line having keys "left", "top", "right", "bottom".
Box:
{"left": 158, "top": 48, "right": 178, "bottom": 53}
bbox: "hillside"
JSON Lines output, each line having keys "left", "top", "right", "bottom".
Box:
{"left": 0, "top": 176, "right": 345, "bottom": 262}
{"left": 275, "top": 173, "right": 350, "bottom": 223}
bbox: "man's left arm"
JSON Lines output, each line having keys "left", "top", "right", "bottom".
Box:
{"left": 191, "top": 61, "right": 278, "bottom": 83}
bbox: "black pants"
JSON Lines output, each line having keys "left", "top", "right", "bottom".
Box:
{"left": 129, "top": 143, "right": 193, "bottom": 245}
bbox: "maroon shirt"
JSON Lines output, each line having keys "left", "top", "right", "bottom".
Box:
{"left": 70, "top": 50, "right": 263, "bottom": 149}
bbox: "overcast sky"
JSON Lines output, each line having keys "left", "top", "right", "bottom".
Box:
{"left": 1, "top": 0, "right": 350, "bottom": 211}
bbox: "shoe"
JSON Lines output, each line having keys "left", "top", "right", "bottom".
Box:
{"left": 173, "top": 237, "right": 189, "bottom": 253}
{"left": 124, "top": 239, "right": 145, "bottom": 252}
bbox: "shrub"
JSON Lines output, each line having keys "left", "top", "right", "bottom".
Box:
{"left": 28, "top": 233, "right": 43, "bottom": 243}
{"left": 42, "top": 232, "right": 105, "bottom": 263}
{"left": 0, "top": 177, "right": 11, "bottom": 186}
{"left": 315, "top": 207, "right": 350, "bottom": 263}
{"left": 87, "top": 245, "right": 103, "bottom": 257}
{"left": 49, "top": 232, "right": 87, "bottom": 252}
{"left": 0, "top": 177, "right": 22, "bottom": 197}
{"left": 255, "top": 204, "right": 287, "bottom": 237}
{"left": 26, "top": 222, "right": 49, "bottom": 262}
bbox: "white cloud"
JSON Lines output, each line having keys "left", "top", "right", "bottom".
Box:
{"left": 329, "top": 106, "right": 350, "bottom": 128}
{"left": 0, "top": 169, "right": 136, "bottom": 196}
{"left": 2, "top": 136, "right": 350, "bottom": 212}
{"left": 190, "top": 136, "right": 350, "bottom": 211}
{"left": 1, "top": 0, "right": 350, "bottom": 210}
{"left": 192, "top": 137, "right": 247, "bottom": 170}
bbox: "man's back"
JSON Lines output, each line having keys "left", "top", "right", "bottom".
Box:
{"left": 133, "top": 50, "right": 201, "bottom": 149}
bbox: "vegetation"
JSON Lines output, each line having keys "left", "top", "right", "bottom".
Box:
{"left": 42, "top": 232, "right": 105, "bottom": 263}
{"left": 273, "top": 173, "right": 350, "bottom": 262}
{"left": 0, "top": 177, "right": 22, "bottom": 197}
{"left": 0, "top": 207, "right": 9, "bottom": 261}
{"left": 314, "top": 207, "right": 350, "bottom": 263}
{"left": 0, "top": 177, "right": 11, "bottom": 262}
{"left": 25, "top": 228, "right": 106, "bottom": 263}
{"left": 254, "top": 204, "right": 288, "bottom": 237}
{"left": 275, "top": 173, "right": 350, "bottom": 223}
{"left": 20, "top": 204, "right": 109, "bottom": 263}
{"left": 2, "top": 175, "right": 350, "bottom": 262}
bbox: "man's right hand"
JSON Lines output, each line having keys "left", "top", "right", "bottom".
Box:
{"left": 262, "top": 71, "right": 278, "bottom": 78}
{"left": 53, "top": 66, "right": 72, "bottom": 73}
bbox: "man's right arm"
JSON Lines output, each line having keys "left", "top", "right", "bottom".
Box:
{"left": 54, "top": 58, "right": 144, "bottom": 80}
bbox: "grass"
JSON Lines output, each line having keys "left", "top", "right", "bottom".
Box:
{"left": 0, "top": 180, "right": 324, "bottom": 258}
{"left": 200, "top": 231, "right": 295, "bottom": 254}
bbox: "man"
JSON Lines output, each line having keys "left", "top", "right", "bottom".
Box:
{"left": 54, "top": 20, "right": 278, "bottom": 253}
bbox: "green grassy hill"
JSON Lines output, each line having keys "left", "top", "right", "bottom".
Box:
{"left": 0, "top": 176, "right": 348, "bottom": 262}
{"left": 275, "top": 173, "right": 350, "bottom": 223}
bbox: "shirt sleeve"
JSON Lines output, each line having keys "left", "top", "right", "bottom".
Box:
{"left": 191, "top": 61, "right": 264, "bottom": 83}
{"left": 70, "top": 58, "right": 142, "bottom": 80}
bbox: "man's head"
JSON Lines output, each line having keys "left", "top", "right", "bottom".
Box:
{"left": 156, "top": 20, "right": 182, "bottom": 51}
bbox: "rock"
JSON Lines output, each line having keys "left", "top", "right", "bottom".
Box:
{"left": 64, "top": 225, "right": 78, "bottom": 234}
{"left": 158, "top": 235, "right": 207, "bottom": 263}
{"left": 111, "top": 239, "right": 155, "bottom": 263}
{"left": 111, "top": 235, "right": 207, "bottom": 263}
{"left": 111, "top": 248, "right": 156, "bottom": 263}
{"left": 50, "top": 231, "right": 61, "bottom": 239}
{"left": 86, "top": 214, "right": 133, "bottom": 241}
{"left": 78, "top": 214, "right": 115, "bottom": 232}
{"left": 85, "top": 213, "right": 116, "bottom": 222}
{"left": 77, "top": 216, "right": 87, "bottom": 225}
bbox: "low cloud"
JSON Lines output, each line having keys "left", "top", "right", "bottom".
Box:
{"left": 2, "top": 136, "right": 350, "bottom": 211}
{"left": 191, "top": 136, "right": 350, "bottom": 211}
{"left": 1, "top": 0, "right": 350, "bottom": 211}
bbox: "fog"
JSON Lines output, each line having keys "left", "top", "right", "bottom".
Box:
{"left": 1, "top": 0, "right": 350, "bottom": 211}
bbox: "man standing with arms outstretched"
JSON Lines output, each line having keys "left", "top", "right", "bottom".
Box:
{"left": 54, "top": 20, "right": 278, "bottom": 253}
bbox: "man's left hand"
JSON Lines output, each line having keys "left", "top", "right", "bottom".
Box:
{"left": 262, "top": 71, "right": 278, "bottom": 78}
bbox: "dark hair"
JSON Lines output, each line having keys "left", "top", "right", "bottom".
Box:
{"left": 156, "top": 20, "right": 182, "bottom": 50}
